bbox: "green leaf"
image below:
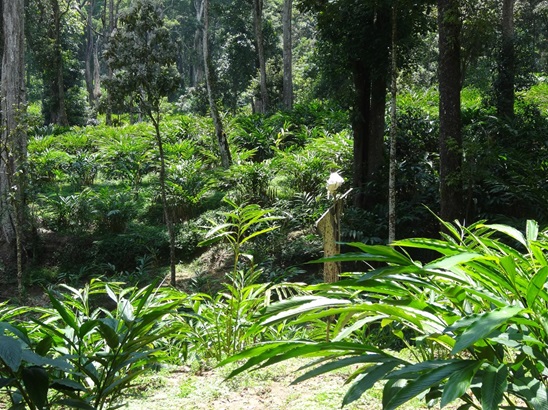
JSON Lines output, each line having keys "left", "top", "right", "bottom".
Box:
{"left": 393, "top": 238, "right": 465, "bottom": 256}
{"left": 106, "top": 284, "right": 118, "bottom": 303}
{"left": 425, "top": 253, "right": 483, "bottom": 270}
{"left": 526, "top": 220, "right": 539, "bottom": 242}
{"left": 53, "top": 398, "right": 95, "bottom": 410}
{"left": 440, "top": 360, "right": 482, "bottom": 407}
{"left": 78, "top": 319, "right": 100, "bottom": 338}
{"left": 119, "top": 298, "right": 135, "bottom": 322}
{"left": 293, "top": 355, "right": 397, "bottom": 385}
{"left": 51, "top": 378, "right": 87, "bottom": 392}
{"left": 481, "top": 224, "right": 526, "bottom": 248}
{"left": 261, "top": 297, "right": 351, "bottom": 326}
{"left": 98, "top": 320, "right": 120, "bottom": 349}
{"left": 35, "top": 336, "right": 53, "bottom": 357}
{"left": 450, "top": 306, "right": 523, "bottom": 355}
{"left": 21, "top": 350, "right": 72, "bottom": 371}
{"left": 509, "top": 377, "right": 548, "bottom": 410}
{"left": 22, "top": 366, "right": 49, "bottom": 410}
{"left": 0, "top": 336, "right": 22, "bottom": 372}
{"left": 384, "top": 361, "right": 474, "bottom": 410}
{"left": 481, "top": 364, "right": 508, "bottom": 410}
{"left": 527, "top": 266, "right": 548, "bottom": 308}
{"left": 342, "top": 360, "right": 401, "bottom": 407}
{"left": 48, "top": 292, "right": 78, "bottom": 330}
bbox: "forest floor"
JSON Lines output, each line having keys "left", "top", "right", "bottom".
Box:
{"left": 125, "top": 358, "right": 461, "bottom": 410}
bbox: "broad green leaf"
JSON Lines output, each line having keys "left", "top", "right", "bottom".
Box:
{"left": 22, "top": 366, "right": 49, "bottom": 410}
{"left": 481, "top": 364, "right": 508, "bottom": 410}
{"left": 500, "top": 256, "right": 518, "bottom": 290}
{"left": 292, "top": 354, "right": 397, "bottom": 385}
{"left": 240, "top": 225, "right": 279, "bottom": 245}
{"left": 451, "top": 306, "right": 523, "bottom": 355}
{"left": 35, "top": 336, "right": 53, "bottom": 357}
{"left": 441, "top": 360, "right": 482, "bottom": 407}
{"left": 106, "top": 284, "right": 118, "bottom": 303}
{"left": 344, "top": 242, "right": 414, "bottom": 266}
{"left": 21, "top": 350, "right": 72, "bottom": 371}
{"left": 119, "top": 298, "right": 135, "bottom": 322}
{"left": 526, "top": 220, "right": 539, "bottom": 242}
{"left": 98, "top": 320, "right": 120, "bottom": 349}
{"left": 51, "top": 378, "right": 86, "bottom": 391}
{"left": 527, "top": 267, "right": 548, "bottom": 308}
{"left": 0, "top": 336, "right": 22, "bottom": 372}
{"left": 78, "top": 319, "right": 99, "bottom": 338}
{"left": 342, "top": 360, "right": 402, "bottom": 407}
{"left": 509, "top": 377, "right": 548, "bottom": 410}
{"left": 261, "top": 297, "right": 351, "bottom": 326}
{"left": 53, "top": 399, "right": 95, "bottom": 410}
{"left": 425, "top": 253, "right": 483, "bottom": 270}
{"left": 384, "top": 361, "right": 473, "bottom": 410}
{"left": 481, "top": 224, "right": 526, "bottom": 248}
{"left": 393, "top": 238, "right": 465, "bottom": 256}
{"left": 48, "top": 292, "right": 78, "bottom": 330}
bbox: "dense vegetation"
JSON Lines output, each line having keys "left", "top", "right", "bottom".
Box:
{"left": 2, "top": 0, "right": 548, "bottom": 408}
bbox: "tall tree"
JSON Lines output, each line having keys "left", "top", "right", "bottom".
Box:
{"left": 105, "top": 0, "right": 180, "bottom": 284}
{"left": 75, "top": 0, "right": 102, "bottom": 114}
{"left": 1, "top": 0, "right": 27, "bottom": 294}
{"left": 497, "top": 0, "right": 515, "bottom": 118}
{"left": 26, "top": 0, "right": 82, "bottom": 125}
{"left": 192, "top": 0, "right": 205, "bottom": 87}
{"left": 303, "top": 0, "right": 434, "bottom": 209}
{"left": 282, "top": 0, "right": 293, "bottom": 110}
{"left": 252, "top": 0, "right": 269, "bottom": 113}
{"left": 202, "top": 0, "right": 232, "bottom": 168}
{"left": 388, "top": 1, "right": 398, "bottom": 243}
{"left": 438, "top": 0, "right": 463, "bottom": 223}
{"left": 104, "top": 0, "right": 123, "bottom": 125}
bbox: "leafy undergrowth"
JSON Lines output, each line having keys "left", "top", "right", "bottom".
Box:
{"left": 125, "top": 359, "right": 461, "bottom": 410}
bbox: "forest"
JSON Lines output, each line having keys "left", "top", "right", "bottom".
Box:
{"left": 1, "top": 0, "right": 548, "bottom": 408}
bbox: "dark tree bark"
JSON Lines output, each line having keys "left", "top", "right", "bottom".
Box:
{"left": 45, "top": 0, "right": 69, "bottom": 126}
{"left": 203, "top": 0, "right": 231, "bottom": 168}
{"left": 253, "top": 0, "right": 268, "bottom": 113}
{"left": 388, "top": 2, "right": 398, "bottom": 244}
{"left": 438, "top": 0, "right": 463, "bottom": 223}
{"left": 351, "top": 8, "right": 390, "bottom": 209}
{"left": 1, "top": 0, "right": 27, "bottom": 294}
{"left": 105, "top": 0, "right": 116, "bottom": 125}
{"left": 192, "top": 0, "right": 205, "bottom": 87}
{"left": 351, "top": 60, "right": 371, "bottom": 208}
{"left": 282, "top": 0, "right": 293, "bottom": 110}
{"left": 496, "top": 0, "right": 515, "bottom": 118}
{"left": 81, "top": 0, "right": 101, "bottom": 113}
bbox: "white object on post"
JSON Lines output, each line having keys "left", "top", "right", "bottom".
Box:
{"left": 326, "top": 172, "right": 344, "bottom": 199}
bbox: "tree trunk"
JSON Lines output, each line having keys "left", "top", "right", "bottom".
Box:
{"left": 151, "top": 116, "right": 177, "bottom": 285}
{"left": 282, "top": 0, "right": 293, "bottom": 110}
{"left": 202, "top": 0, "right": 231, "bottom": 168}
{"left": 1, "top": 0, "right": 27, "bottom": 294}
{"left": 105, "top": 0, "right": 115, "bottom": 125}
{"left": 497, "top": 0, "right": 515, "bottom": 118}
{"left": 48, "top": 0, "right": 69, "bottom": 126}
{"left": 388, "top": 3, "right": 398, "bottom": 244}
{"left": 438, "top": 0, "right": 463, "bottom": 223}
{"left": 253, "top": 0, "right": 268, "bottom": 113}
{"left": 83, "top": 0, "right": 100, "bottom": 114}
{"left": 351, "top": 61, "right": 371, "bottom": 209}
{"left": 193, "top": 0, "right": 205, "bottom": 87}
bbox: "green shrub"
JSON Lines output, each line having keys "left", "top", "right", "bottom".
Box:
{"left": 223, "top": 220, "right": 548, "bottom": 409}
{"left": 0, "top": 280, "right": 185, "bottom": 409}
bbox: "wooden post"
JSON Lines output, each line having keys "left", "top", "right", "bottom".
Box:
{"left": 315, "top": 189, "right": 352, "bottom": 283}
